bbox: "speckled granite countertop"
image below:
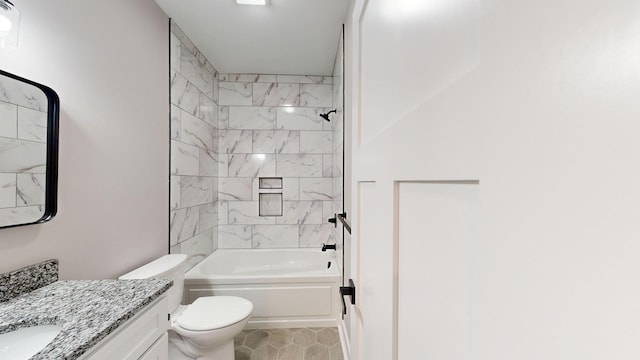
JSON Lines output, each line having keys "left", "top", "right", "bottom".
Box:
{"left": 0, "top": 279, "right": 172, "bottom": 359}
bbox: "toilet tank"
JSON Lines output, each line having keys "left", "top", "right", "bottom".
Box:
{"left": 119, "top": 254, "right": 187, "bottom": 313}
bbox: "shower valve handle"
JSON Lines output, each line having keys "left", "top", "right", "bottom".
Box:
{"left": 321, "top": 243, "right": 336, "bottom": 251}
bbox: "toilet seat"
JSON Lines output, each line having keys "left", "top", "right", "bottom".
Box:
{"left": 175, "top": 296, "right": 253, "bottom": 331}
{"left": 120, "top": 255, "right": 253, "bottom": 360}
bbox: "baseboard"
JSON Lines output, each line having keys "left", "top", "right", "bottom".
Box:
{"left": 338, "top": 318, "right": 351, "bottom": 360}
{"left": 245, "top": 318, "right": 338, "bottom": 329}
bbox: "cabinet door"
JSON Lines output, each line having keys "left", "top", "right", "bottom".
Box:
{"left": 80, "top": 296, "right": 168, "bottom": 360}
{"left": 139, "top": 333, "right": 168, "bottom": 360}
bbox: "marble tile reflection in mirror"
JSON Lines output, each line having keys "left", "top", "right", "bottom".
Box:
{"left": 0, "top": 70, "right": 59, "bottom": 228}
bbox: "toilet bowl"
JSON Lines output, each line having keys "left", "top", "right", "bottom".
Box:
{"left": 169, "top": 296, "right": 252, "bottom": 360}
{"left": 119, "top": 254, "right": 253, "bottom": 360}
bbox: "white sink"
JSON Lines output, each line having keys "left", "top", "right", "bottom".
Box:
{"left": 0, "top": 325, "right": 62, "bottom": 360}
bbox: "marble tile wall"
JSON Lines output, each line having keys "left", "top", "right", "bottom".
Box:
{"left": 0, "top": 75, "right": 48, "bottom": 227}
{"left": 169, "top": 21, "right": 219, "bottom": 270}
{"left": 217, "top": 74, "right": 337, "bottom": 249}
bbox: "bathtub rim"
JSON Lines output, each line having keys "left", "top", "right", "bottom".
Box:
{"left": 184, "top": 248, "right": 342, "bottom": 285}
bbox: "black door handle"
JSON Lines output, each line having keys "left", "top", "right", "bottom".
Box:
{"left": 339, "top": 279, "right": 356, "bottom": 315}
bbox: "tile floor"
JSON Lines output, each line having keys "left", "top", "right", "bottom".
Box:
{"left": 235, "top": 327, "right": 344, "bottom": 360}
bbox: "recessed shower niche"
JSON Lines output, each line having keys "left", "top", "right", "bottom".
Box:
{"left": 258, "top": 177, "right": 282, "bottom": 189}
{"left": 258, "top": 193, "right": 283, "bottom": 216}
{"left": 258, "top": 177, "right": 283, "bottom": 217}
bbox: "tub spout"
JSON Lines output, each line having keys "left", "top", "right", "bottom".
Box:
{"left": 321, "top": 243, "right": 336, "bottom": 251}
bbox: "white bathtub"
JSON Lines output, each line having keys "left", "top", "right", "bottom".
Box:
{"left": 184, "top": 249, "right": 341, "bottom": 328}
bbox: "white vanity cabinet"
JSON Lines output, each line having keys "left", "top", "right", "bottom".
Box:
{"left": 78, "top": 295, "right": 169, "bottom": 360}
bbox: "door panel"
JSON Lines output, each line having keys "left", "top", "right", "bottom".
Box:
{"left": 354, "top": 181, "right": 394, "bottom": 360}
{"left": 350, "top": 0, "right": 640, "bottom": 358}
{"left": 396, "top": 182, "right": 478, "bottom": 359}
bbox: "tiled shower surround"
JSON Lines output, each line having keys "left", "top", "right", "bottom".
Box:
{"left": 216, "top": 74, "right": 337, "bottom": 249}
{"left": 169, "top": 21, "right": 220, "bottom": 269}
{"left": 169, "top": 23, "right": 341, "bottom": 267}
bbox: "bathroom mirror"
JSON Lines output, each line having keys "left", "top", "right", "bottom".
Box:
{"left": 0, "top": 69, "right": 59, "bottom": 229}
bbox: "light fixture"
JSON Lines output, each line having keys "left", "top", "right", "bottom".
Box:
{"left": 0, "top": 0, "right": 20, "bottom": 49}
{"left": 236, "top": 0, "right": 269, "bottom": 5}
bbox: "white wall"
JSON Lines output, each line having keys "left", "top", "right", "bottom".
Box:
{"left": 350, "top": 0, "right": 640, "bottom": 357}
{"left": 0, "top": 0, "right": 169, "bottom": 279}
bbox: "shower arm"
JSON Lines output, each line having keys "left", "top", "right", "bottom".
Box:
{"left": 320, "top": 109, "right": 337, "bottom": 122}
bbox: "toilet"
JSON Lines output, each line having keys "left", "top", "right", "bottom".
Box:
{"left": 119, "top": 254, "right": 252, "bottom": 360}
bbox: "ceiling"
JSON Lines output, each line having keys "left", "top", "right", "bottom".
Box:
{"left": 154, "top": 0, "right": 351, "bottom": 76}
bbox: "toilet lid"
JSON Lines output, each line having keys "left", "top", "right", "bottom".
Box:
{"left": 176, "top": 296, "right": 253, "bottom": 331}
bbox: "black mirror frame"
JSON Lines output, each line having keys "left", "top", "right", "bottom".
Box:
{"left": 0, "top": 69, "right": 59, "bottom": 229}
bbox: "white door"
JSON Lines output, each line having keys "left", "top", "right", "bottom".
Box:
{"left": 347, "top": 0, "right": 640, "bottom": 359}
{"left": 347, "top": 1, "right": 481, "bottom": 358}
